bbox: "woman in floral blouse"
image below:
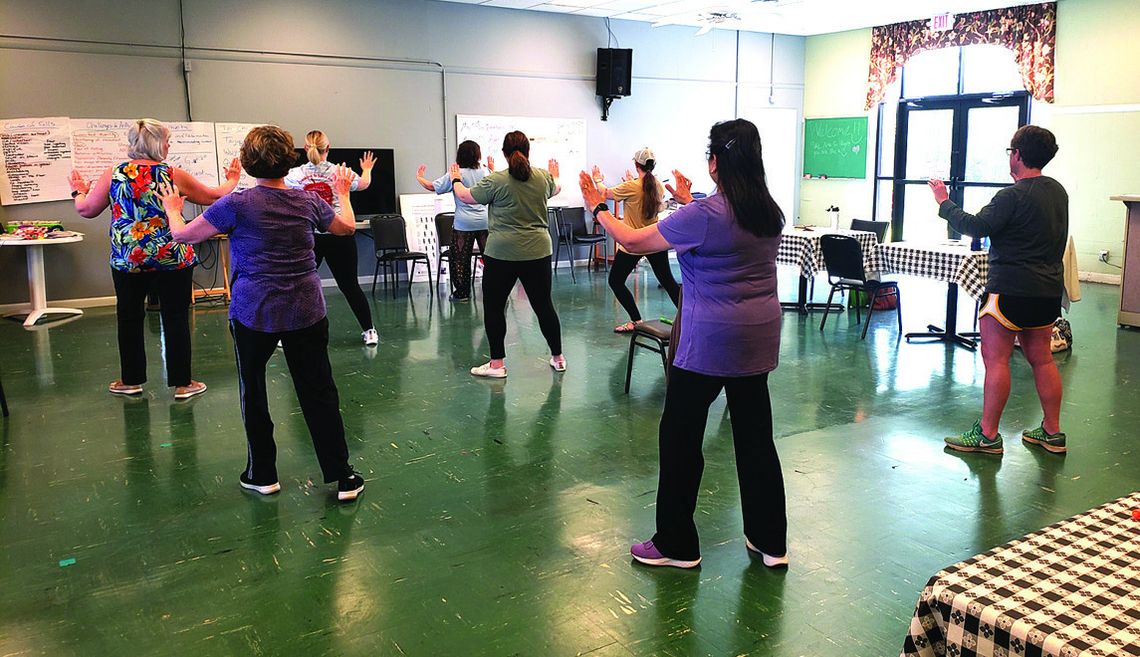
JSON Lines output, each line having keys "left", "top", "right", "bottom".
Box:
{"left": 69, "top": 118, "right": 240, "bottom": 399}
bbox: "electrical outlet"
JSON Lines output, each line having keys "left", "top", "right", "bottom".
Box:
{"left": 1099, "top": 250, "right": 1110, "bottom": 263}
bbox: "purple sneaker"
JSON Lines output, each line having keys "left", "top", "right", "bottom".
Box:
{"left": 630, "top": 540, "right": 701, "bottom": 569}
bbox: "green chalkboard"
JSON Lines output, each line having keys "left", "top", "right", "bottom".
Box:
{"left": 803, "top": 116, "right": 868, "bottom": 179}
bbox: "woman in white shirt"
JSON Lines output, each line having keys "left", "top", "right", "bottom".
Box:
{"left": 284, "top": 130, "right": 378, "bottom": 346}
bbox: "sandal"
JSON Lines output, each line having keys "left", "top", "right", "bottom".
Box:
{"left": 614, "top": 321, "right": 642, "bottom": 334}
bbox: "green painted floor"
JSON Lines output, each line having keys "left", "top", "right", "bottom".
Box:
{"left": 1, "top": 268, "right": 1137, "bottom": 656}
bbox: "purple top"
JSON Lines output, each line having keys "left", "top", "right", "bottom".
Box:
{"left": 202, "top": 186, "right": 335, "bottom": 332}
{"left": 656, "top": 194, "right": 782, "bottom": 377}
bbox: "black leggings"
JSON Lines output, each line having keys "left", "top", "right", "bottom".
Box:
{"left": 314, "top": 233, "right": 373, "bottom": 331}
{"left": 608, "top": 249, "right": 680, "bottom": 322}
{"left": 481, "top": 255, "right": 562, "bottom": 360}
{"left": 651, "top": 367, "right": 786, "bottom": 561}
{"left": 111, "top": 266, "right": 194, "bottom": 387}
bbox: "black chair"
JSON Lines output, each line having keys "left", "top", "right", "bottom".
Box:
{"left": 0, "top": 368, "right": 8, "bottom": 417}
{"left": 819, "top": 234, "right": 901, "bottom": 339}
{"left": 553, "top": 207, "right": 608, "bottom": 283}
{"left": 433, "top": 212, "right": 481, "bottom": 297}
{"left": 370, "top": 214, "right": 432, "bottom": 299}
{"left": 850, "top": 218, "right": 889, "bottom": 242}
{"left": 624, "top": 320, "right": 672, "bottom": 393}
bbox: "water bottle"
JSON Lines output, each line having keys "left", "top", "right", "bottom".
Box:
{"left": 970, "top": 235, "right": 981, "bottom": 251}
{"left": 827, "top": 205, "right": 840, "bottom": 230}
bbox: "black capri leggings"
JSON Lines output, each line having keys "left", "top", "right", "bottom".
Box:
{"left": 481, "top": 255, "right": 562, "bottom": 360}
{"left": 609, "top": 249, "right": 680, "bottom": 322}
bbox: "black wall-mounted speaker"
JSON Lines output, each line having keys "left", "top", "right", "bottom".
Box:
{"left": 596, "top": 48, "right": 632, "bottom": 97}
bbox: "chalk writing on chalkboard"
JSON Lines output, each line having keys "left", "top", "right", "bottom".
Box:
{"left": 803, "top": 116, "right": 868, "bottom": 179}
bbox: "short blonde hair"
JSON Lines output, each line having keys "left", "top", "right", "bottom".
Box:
{"left": 126, "top": 118, "right": 170, "bottom": 161}
{"left": 241, "top": 125, "right": 297, "bottom": 179}
{"left": 305, "top": 130, "right": 330, "bottom": 165}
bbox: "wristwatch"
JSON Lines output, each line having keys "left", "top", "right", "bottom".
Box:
{"left": 591, "top": 202, "right": 609, "bottom": 218}
{"left": 71, "top": 190, "right": 81, "bottom": 198}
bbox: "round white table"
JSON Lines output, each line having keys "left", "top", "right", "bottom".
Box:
{"left": 1, "top": 232, "right": 85, "bottom": 327}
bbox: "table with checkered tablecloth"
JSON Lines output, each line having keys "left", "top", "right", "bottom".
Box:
{"left": 778, "top": 228, "right": 882, "bottom": 312}
{"left": 877, "top": 242, "right": 990, "bottom": 348}
{"left": 877, "top": 242, "right": 990, "bottom": 299}
{"left": 779, "top": 227, "right": 883, "bottom": 278}
{"left": 901, "top": 491, "right": 1140, "bottom": 657}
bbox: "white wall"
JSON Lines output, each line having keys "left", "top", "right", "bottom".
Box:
{"left": 0, "top": 0, "right": 805, "bottom": 304}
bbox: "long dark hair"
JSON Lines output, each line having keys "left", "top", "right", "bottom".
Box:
{"left": 636, "top": 160, "right": 662, "bottom": 224}
{"left": 502, "top": 131, "right": 531, "bottom": 182}
{"left": 708, "top": 119, "right": 784, "bottom": 237}
{"left": 456, "top": 140, "right": 481, "bottom": 169}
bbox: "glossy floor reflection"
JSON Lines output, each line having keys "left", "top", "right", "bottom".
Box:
{"left": 1, "top": 268, "right": 1137, "bottom": 656}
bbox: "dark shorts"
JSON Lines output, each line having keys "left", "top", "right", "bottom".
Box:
{"left": 978, "top": 292, "right": 1060, "bottom": 331}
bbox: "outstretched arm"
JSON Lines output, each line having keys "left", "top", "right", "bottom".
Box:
{"left": 415, "top": 164, "right": 436, "bottom": 192}
{"left": 580, "top": 171, "right": 670, "bottom": 255}
{"left": 449, "top": 163, "right": 478, "bottom": 204}
{"left": 355, "top": 151, "right": 375, "bottom": 191}
{"left": 69, "top": 168, "right": 112, "bottom": 218}
{"left": 158, "top": 182, "right": 222, "bottom": 244}
{"left": 173, "top": 158, "right": 240, "bottom": 205}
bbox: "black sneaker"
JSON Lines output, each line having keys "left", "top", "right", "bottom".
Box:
{"left": 337, "top": 470, "right": 365, "bottom": 501}
{"left": 239, "top": 471, "right": 281, "bottom": 495}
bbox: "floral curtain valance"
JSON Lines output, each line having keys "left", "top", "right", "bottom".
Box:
{"left": 865, "top": 2, "right": 1056, "bottom": 110}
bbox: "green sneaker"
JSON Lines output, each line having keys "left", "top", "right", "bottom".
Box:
{"left": 945, "top": 420, "right": 1003, "bottom": 454}
{"left": 1022, "top": 425, "right": 1067, "bottom": 454}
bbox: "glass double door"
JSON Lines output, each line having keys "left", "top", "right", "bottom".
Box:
{"left": 890, "top": 94, "right": 1029, "bottom": 242}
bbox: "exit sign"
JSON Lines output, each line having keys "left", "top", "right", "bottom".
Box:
{"left": 930, "top": 12, "right": 954, "bottom": 31}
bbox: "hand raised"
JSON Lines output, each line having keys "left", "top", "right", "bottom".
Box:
{"left": 224, "top": 158, "right": 242, "bottom": 181}
{"left": 548, "top": 159, "right": 560, "bottom": 180}
{"left": 486, "top": 155, "right": 495, "bottom": 172}
{"left": 591, "top": 165, "right": 604, "bottom": 183}
{"left": 417, "top": 164, "right": 427, "bottom": 178}
{"left": 666, "top": 169, "right": 693, "bottom": 205}
{"left": 578, "top": 171, "right": 605, "bottom": 209}
{"left": 449, "top": 162, "right": 461, "bottom": 181}
{"left": 622, "top": 169, "right": 634, "bottom": 182}
{"left": 333, "top": 163, "right": 353, "bottom": 196}
{"left": 360, "top": 151, "right": 375, "bottom": 172}
{"left": 927, "top": 178, "right": 950, "bottom": 204}
{"left": 68, "top": 170, "right": 91, "bottom": 195}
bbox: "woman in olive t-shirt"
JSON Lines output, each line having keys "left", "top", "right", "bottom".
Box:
{"left": 451, "top": 131, "right": 565, "bottom": 378}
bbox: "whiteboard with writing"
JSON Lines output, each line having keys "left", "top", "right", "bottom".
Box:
{"left": 214, "top": 123, "right": 260, "bottom": 190}
{"left": 457, "top": 114, "right": 586, "bottom": 208}
{"left": 69, "top": 118, "right": 131, "bottom": 184}
{"left": 166, "top": 121, "right": 220, "bottom": 187}
{"left": 0, "top": 117, "right": 74, "bottom": 205}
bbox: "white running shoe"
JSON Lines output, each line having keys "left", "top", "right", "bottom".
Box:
{"left": 362, "top": 328, "right": 379, "bottom": 346}
{"left": 745, "top": 538, "right": 789, "bottom": 568}
{"left": 470, "top": 362, "right": 507, "bottom": 378}
{"left": 549, "top": 356, "right": 567, "bottom": 372}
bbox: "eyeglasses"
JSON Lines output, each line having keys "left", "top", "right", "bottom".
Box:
{"left": 1005, "top": 147, "right": 1016, "bottom": 155}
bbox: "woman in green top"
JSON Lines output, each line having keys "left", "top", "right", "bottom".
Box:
{"left": 451, "top": 131, "right": 565, "bottom": 378}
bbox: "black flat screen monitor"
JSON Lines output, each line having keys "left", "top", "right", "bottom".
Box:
{"left": 293, "top": 147, "right": 396, "bottom": 215}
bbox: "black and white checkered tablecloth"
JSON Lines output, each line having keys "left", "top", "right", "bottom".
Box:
{"left": 902, "top": 491, "right": 1140, "bottom": 657}
{"left": 877, "top": 243, "right": 990, "bottom": 298}
{"left": 778, "top": 228, "right": 882, "bottom": 278}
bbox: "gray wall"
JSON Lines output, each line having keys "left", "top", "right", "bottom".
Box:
{"left": 0, "top": 0, "right": 805, "bottom": 305}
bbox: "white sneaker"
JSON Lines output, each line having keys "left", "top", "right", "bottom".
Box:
{"left": 362, "top": 328, "right": 379, "bottom": 346}
{"left": 470, "top": 362, "right": 507, "bottom": 378}
{"left": 745, "top": 538, "right": 789, "bottom": 568}
{"left": 549, "top": 356, "right": 567, "bottom": 372}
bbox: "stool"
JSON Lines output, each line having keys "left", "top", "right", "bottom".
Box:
{"left": 624, "top": 320, "right": 672, "bottom": 393}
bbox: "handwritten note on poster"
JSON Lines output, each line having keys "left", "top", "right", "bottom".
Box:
{"left": 0, "top": 117, "right": 74, "bottom": 205}
{"left": 214, "top": 123, "right": 260, "bottom": 190}
{"left": 69, "top": 118, "right": 131, "bottom": 184}
{"left": 457, "top": 114, "right": 587, "bottom": 207}
{"left": 167, "top": 122, "right": 220, "bottom": 187}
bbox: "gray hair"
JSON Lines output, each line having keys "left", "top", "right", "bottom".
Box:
{"left": 126, "top": 118, "right": 170, "bottom": 161}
